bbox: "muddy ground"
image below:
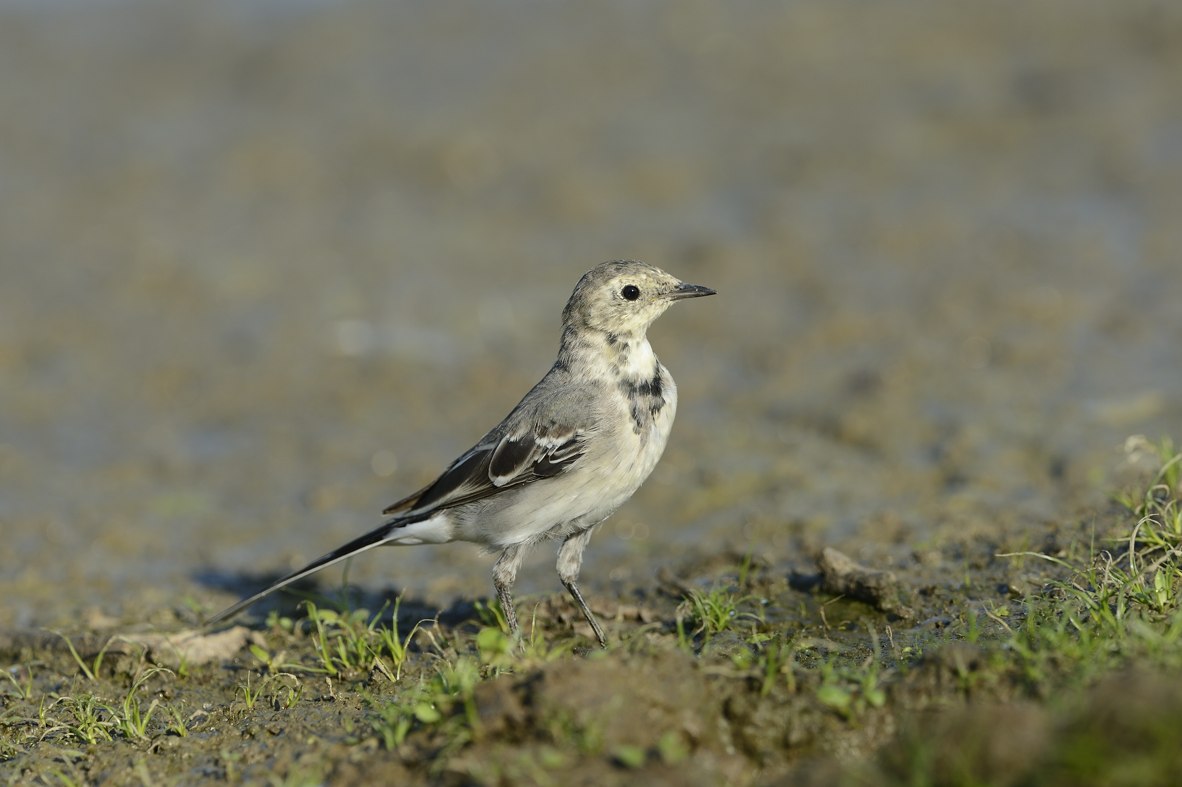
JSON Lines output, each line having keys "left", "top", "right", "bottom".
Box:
{"left": 3, "top": 1, "right": 1182, "bottom": 784}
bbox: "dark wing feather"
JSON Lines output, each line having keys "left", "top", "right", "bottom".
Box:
{"left": 381, "top": 427, "right": 585, "bottom": 518}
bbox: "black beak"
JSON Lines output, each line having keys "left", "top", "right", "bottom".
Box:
{"left": 669, "top": 282, "right": 716, "bottom": 300}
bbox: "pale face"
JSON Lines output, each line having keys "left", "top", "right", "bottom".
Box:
{"left": 563, "top": 261, "right": 713, "bottom": 338}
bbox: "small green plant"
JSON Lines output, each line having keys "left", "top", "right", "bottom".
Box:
{"left": 237, "top": 671, "right": 304, "bottom": 711}
{"left": 682, "top": 584, "right": 754, "bottom": 642}
{"left": 0, "top": 737, "right": 21, "bottom": 761}
{"left": 374, "top": 598, "right": 422, "bottom": 680}
{"left": 300, "top": 598, "right": 419, "bottom": 679}
{"left": 612, "top": 743, "right": 647, "bottom": 769}
{"left": 475, "top": 626, "right": 514, "bottom": 670}
{"left": 675, "top": 615, "right": 692, "bottom": 652}
{"left": 302, "top": 602, "right": 343, "bottom": 676}
{"left": 369, "top": 696, "right": 416, "bottom": 750}
{"left": 815, "top": 657, "right": 887, "bottom": 721}
{"left": 174, "top": 648, "right": 191, "bottom": 680}
{"left": 431, "top": 656, "right": 482, "bottom": 731}
{"left": 51, "top": 632, "right": 114, "bottom": 682}
{"left": 367, "top": 653, "right": 483, "bottom": 754}
{"left": 808, "top": 626, "right": 889, "bottom": 721}
{"left": 114, "top": 667, "right": 171, "bottom": 741}
{"left": 115, "top": 694, "right": 157, "bottom": 741}
{"left": 266, "top": 673, "right": 304, "bottom": 710}
{"left": 737, "top": 552, "right": 756, "bottom": 588}
{"left": 657, "top": 730, "right": 690, "bottom": 765}
{"left": 248, "top": 640, "right": 294, "bottom": 675}
{"left": 265, "top": 609, "right": 297, "bottom": 633}
{"left": 237, "top": 672, "right": 263, "bottom": 710}
{"left": 219, "top": 748, "right": 243, "bottom": 782}
{"left": 519, "top": 607, "right": 574, "bottom": 664}
{"left": 1, "top": 664, "right": 34, "bottom": 700}
{"left": 756, "top": 637, "right": 798, "bottom": 696}
{"left": 163, "top": 703, "right": 189, "bottom": 737}
{"left": 34, "top": 693, "right": 54, "bottom": 729}
{"left": 1001, "top": 437, "right": 1182, "bottom": 688}
{"left": 56, "top": 694, "right": 116, "bottom": 745}
{"left": 473, "top": 598, "right": 510, "bottom": 634}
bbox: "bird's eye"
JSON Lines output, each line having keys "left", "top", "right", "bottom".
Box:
{"left": 621, "top": 284, "right": 640, "bottom": 301}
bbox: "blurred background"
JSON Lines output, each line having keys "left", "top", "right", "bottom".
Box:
{"left": 1, "top": 0, "right": 1180, "bottom": 627}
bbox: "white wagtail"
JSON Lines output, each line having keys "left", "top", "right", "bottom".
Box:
{"left": 206, "top": 260, "right": 714, "bottom": 647}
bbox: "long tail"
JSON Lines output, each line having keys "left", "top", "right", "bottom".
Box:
{"left": 204, "top": 516, "right": 430, "bottom": 626}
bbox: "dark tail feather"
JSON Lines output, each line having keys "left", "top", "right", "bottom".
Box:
{"left": 204, "top": 519, "right": 403, "bottom": 627}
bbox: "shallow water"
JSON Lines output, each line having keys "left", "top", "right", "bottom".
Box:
{"left": 1, "top": 0, "right": 1180, "bottom": 628}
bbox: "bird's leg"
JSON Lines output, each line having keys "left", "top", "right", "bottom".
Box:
{"left": 492, "top": 545, "right": 524, "bottom": 639}
{"left": 557, "top": 528, "right": 606, "bottom": 648}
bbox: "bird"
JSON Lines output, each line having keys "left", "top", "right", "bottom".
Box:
{"left": 206, "top": 260, "right": 715, "bottom": 647}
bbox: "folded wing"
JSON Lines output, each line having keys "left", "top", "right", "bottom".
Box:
{"left": 382, "top": 425, "right": 586, "bottom": 519}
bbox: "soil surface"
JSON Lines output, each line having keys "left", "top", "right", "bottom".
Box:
{"left": 2, "top": 1, "right": 1181, "bottom": 784}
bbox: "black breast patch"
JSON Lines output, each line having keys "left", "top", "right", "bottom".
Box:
{"left": 620, "top": 371, "right": 666, "bottom": 432}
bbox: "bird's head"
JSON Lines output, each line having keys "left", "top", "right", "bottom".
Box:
{"left": 561, "top": 260, "right": 715, "bottom": 339}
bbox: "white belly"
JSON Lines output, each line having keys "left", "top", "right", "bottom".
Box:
{"left": 454, "top": 371, "right": 678, "bottom": 549}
